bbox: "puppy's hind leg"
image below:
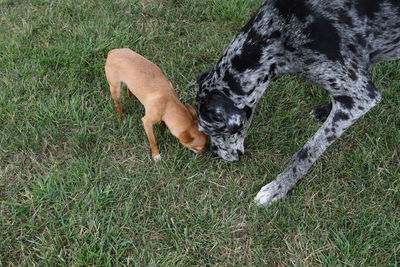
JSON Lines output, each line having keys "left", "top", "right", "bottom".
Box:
{"left": 109, "top": 82, "right": 124, "bottom": 115}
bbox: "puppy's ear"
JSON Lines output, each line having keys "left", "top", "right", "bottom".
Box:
{"left": 196, "top": 69, "right": 211, "bottom": 85}
{"left": 184, "top": 104, "right": 197, "bottom": 121}
{"left": 179, "top": 131, "right": 194, "bottom": 143}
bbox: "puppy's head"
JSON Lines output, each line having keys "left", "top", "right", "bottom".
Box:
{"left": 178, "top": 128, "right": 208, "bottom": 154}
{"left": 177, "top": 104, "right": 208, "bottom": 154}
{"left": 196, "top": 73, "right": 247, "bottom": 161}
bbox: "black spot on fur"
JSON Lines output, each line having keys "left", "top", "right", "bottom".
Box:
{"left": 292, "top": 167, "right": 297, "bottom": 173}
{"left": 339, "top": 10, "right": 354, "bottom": 27}
{"left": 348, "top": 69, "right": 358, "bottom": 81}
{"left": 366, "top": 81, "right": 378, "bottom": 99}
{"left": 254, "top": 9, "right": 265, "bottom": 23}
{"left": 330, "top": 83, "right": 339, "bottom": 89}
{"left": 303, "top": 17, "right": 343, "bottom": 62}
{"left": 356, "top": 34, "right": 367, "bottom": 47}
{"left": 304, "top": 59, "right": 316, "bottom": 65}
{"left": 314, "top": 103, "right": 332, "bottom": 122}
{"left": 333, "top": 111, "right": 350, "bottom": 122}
{"left": 196, "top": 70, "right": 211, "bottom": 85}
{"left": 370, "top": 49, "right": 383, "bottom": 59}
{"left": 347, "top": 44, "right": 357, "bottom": 53}
{"left": 270, "top": 30, "right": 282, "bottom": 39}
{"left": 355, "top": 0, "right": 381, "bottom": 19}
{"left": 270, "top": 63, "right": 277, "bottom": 75}
{"left": 334, "top": 95, "right": 354, "bottom": 109}
{"left": 231, "top": 29, "right": 265, "bottom": 72}
{"left": 284, "top": 41, "right": 296, "bottom": 52}
{"left": 243, "top": 105, "right": 253, "bottom": 119}
{"left": 297, "top": 148, "right": 309, "bottom": 160}
{"left": 274, "top": 0, "right": 309, "bottom": 22}
{"left": 327, "top": 135, "right": 337, "bottom": 142}
{"left": 390, "top": 37, "right": 400, "bottom": 45}
{"left": 223, "top": 71, "right": 243, "bottom": 95}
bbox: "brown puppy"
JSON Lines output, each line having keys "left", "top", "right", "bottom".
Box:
{"left": 105, "top": 48, "right": 207, "bottom": 161}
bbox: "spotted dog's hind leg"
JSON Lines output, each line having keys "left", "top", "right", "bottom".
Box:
{"left": 254, "top": 80, "right": 381, "bottom": 205}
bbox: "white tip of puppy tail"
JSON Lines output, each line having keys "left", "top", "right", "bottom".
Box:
{"left": 153, "top": 154, "right": 162, "bottom": 162}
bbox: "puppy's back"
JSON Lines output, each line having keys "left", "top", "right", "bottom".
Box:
{"left": 105, "top": 48, "right": 174, "bottom": 101}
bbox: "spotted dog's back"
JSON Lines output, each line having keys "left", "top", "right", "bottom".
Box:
{"left": 196, "top": 0, "right": 400, "bottom": 205}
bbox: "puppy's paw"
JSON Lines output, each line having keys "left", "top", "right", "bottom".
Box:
{"left": 254, "top": 180, "right": 287, "bottom": 206}
{"left": 153, "top": 154, "right": 161, "bottom": 162}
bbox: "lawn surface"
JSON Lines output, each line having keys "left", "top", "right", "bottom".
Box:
{"left": 1, "top": 0, "right": 399, "bottom": 265}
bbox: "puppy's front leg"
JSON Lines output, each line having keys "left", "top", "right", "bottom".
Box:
{"left": 141, "top": 116, "right": 161, "bottom": 161}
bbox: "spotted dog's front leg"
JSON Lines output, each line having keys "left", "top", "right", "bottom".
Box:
{"left": 255, "top": 87, "right": 381, "bottom": 205}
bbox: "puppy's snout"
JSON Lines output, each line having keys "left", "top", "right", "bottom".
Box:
{"left": 197, "top": 146, "right": 206, "bottom": 154}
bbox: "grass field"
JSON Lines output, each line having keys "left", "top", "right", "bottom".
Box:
{"left": 1, "top": 0, "right": 399, "bottom": 265}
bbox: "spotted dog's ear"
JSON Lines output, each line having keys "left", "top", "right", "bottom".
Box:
{"left": 196, "top": 69, "right": 212, "bottom": 85}
{"left": 200, "top": 91, "right": 246, "bottom": 134}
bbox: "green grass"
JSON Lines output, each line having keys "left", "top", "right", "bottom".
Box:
{"left": 1, "top": 0, "right": 399, "bottom": 265}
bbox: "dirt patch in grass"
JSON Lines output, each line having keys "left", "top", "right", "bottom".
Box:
{"left": 138, "top": 0, "right": 162, "bottom": 7}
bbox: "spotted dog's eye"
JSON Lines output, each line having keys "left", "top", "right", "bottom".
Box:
{"left": 211, "top": 114, "right": 223, "bottom": 123}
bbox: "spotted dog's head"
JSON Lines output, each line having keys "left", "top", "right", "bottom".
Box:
{"left": 196, "top": 70, "right": 247, "bottom": 161}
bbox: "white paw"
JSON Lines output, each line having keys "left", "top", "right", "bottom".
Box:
{"left": 153, "top": 154, "right": 161, "bottom": 162}
{"left": 254, "top": 180, "right": 286, "bottom": 206}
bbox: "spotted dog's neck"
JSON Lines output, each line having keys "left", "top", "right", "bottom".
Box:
{"left": 208, "top": 5, "right": 293, "bottom": 109}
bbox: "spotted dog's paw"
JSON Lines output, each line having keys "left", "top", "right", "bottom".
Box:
{"left": 254, "top": 180, "right": 287, "bottom": 206}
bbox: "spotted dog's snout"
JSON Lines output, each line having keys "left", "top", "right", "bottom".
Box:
{"left": 211, "top": 149, "right": 241, "bottom": 161}
{"left": 209, "top": 137, "right": 244, "bottom": 162}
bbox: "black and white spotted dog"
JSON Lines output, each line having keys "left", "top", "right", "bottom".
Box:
{"left": 196, "top": 0, "right": 400, "bottom": 205}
